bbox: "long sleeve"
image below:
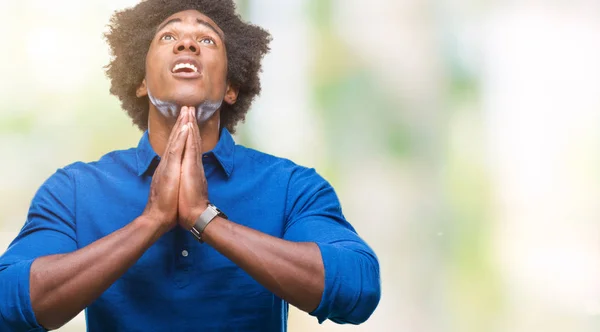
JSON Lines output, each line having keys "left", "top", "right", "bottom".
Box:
{"left": 0, "top": 168, "right": 78, "bottom": 331}
{"left": 282, "top": 167, "right": 381, "bottom": 324}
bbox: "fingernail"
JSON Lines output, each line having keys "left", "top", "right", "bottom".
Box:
{"left": 180, "top": 124, "right": 189, "bottom": 132}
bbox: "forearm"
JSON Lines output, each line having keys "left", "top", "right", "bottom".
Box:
{"left": 202, "top": 217, "right": 324, "bottom": 313}
{"left": 30, "top": 216, "right": 165, "bottom": 330}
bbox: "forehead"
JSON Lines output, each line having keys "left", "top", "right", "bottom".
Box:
{"left": 158, "top": 9, "right": 224, "bottom": 35}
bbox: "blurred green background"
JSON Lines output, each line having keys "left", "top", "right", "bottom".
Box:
{"left": 1, "top": 0, "right": 600, "bottom": 331}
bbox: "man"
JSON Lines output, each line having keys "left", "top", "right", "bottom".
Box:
{"left": 0, "top": 1, "right": 380, "bottom": 331}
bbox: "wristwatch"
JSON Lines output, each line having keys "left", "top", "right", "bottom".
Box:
{"left": 190, "top": 203, "right": 227, "bottom": 243}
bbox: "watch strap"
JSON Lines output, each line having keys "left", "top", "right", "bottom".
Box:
{"left": 190, "top": 203, "right": 226, "bottom": 243}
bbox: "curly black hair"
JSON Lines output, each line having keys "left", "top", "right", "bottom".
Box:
{"left": 104, "top": 0, "right": 271, "bottom": 133}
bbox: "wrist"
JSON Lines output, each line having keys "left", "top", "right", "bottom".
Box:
{"left": 136, "top": 214, "right": 171, "bottom": 239}
{"left": 197, "top": 216, "right": 226, "bottom": 245}
{"left": 184, "top": 203, "right": 209, "bottom": 230}
{"left": 189, "top": 203, "right": 227, "bottom": 243}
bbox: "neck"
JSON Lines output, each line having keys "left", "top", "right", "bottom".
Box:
{"left": 147, "top": 105, "right": 221, "bottom": 157}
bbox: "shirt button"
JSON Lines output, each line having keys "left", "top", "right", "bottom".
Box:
{"left": 181, "top": 250, "right": 189, "bottom": 257}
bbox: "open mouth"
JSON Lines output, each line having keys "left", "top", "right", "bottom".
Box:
{"left": 170, "top": 58, "right": 202, "bottom": 78}
{"left": 172, "top": 63, "right": 198, "bottom": 73}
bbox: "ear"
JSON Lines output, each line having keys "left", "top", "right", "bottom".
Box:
{"left": 136, "top": 78, "right": 148, "bottom": 98}
{"left": 223, "top": 82, "right": 239, "bottom": 105}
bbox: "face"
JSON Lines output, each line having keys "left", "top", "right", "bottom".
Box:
{"left": 137, "top": 10, "right": 237, "bottom": 119}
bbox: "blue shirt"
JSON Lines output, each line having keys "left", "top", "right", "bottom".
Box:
{"left": 0, "top": 128, "right": 380, "bottom": 331}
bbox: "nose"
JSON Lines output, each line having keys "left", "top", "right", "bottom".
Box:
{"left": 173, "top": 36, "right": 200, "bottom": 55}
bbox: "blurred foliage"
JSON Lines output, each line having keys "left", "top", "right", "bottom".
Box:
{"left": 3, "top": 1, "right": 599, "bottom": 332}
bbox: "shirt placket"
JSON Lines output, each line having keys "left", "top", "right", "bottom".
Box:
{"left": 174, "top": 228, "right": 193, "bottom": 288}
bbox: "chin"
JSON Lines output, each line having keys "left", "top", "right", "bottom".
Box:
{"left": 171, "top": 91, "right": 208, "bottom": 107}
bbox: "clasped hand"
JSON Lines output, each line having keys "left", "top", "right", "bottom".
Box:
{"left": 142, "top": 107, "right": 209, "bottom": 231}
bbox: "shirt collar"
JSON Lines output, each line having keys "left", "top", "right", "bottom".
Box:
{"left": 135, "top": 127, "right": 235, "bottom": 177}
{"left": 209, "top": 127, "right": 235, "bottom": 177}
{"left": 135, "top": 131, "right": 159, "bottom": 176}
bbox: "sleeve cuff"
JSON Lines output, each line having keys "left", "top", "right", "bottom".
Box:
{"left": 308, "top": 241, "right": 381, "bottom": 325}
{"left": 309, "top": 242, "right": 340, "bottom": 324}
{"left": 0, "top": 259, "right": 45, "bottom": 331}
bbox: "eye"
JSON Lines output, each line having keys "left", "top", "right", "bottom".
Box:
{"left": 199, "top": 37, "right": 216, "bottom": 45}
{"left": 160, "top": 34, "right": 176, "bottom": 41}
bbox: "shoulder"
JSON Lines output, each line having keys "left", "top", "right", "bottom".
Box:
{"left": 234, "top": 144, "right": 327, "bottom": 183}
{"left": 233, "top": 144, "right": 335, "bottom": 203}
{"left": 235, "top": 144, "right": 295, "bottom": 168}
{"left": 60, "top": 147, "right": 138, "bottom": 179}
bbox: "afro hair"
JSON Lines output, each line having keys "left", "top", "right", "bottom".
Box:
{"left": 104, "top": 0, "right": 271, "bottom": 133}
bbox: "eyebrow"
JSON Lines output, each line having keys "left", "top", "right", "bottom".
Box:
{"left": 156, "top": 17, "right": 224, "bottom": 41}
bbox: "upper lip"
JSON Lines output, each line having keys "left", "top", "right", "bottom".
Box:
{"left": 171, "top": 56, "right": 202, "bottom": 74}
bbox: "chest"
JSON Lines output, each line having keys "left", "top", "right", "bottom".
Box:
{"left": 74, "top": 171, "right": 287, "bottom": 248}
{"left": 75, "top": 172, "right": 287, "bottom": 326}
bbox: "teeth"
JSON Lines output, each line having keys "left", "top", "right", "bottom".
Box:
{"left": 172, "top": 62, "right": 198, "bottom": 73}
